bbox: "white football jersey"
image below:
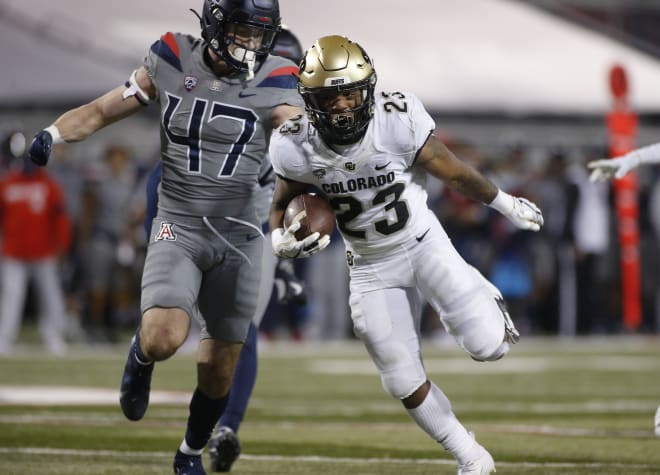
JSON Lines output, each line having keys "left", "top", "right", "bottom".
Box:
{"left": 270, "top": 91, "right": 440, "bottom": 256}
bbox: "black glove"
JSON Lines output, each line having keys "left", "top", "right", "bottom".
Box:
{"left": 274, "top": 258, "right": 307, "bottom": 305}
{"left": 28, "top": 130, "right": 53, "bottom": 166}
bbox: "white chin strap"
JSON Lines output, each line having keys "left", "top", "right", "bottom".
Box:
{"left": 230, "top": 47, "right": 256, "bottom": 81}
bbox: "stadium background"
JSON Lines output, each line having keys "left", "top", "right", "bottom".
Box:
{"left": 5, "top": 0, "right": 660, "bottom": 336}
{"left": 2, "top": 1, "right": 660, "bottom": 473}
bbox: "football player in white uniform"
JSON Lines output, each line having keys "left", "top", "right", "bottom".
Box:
{"left": 588, "top": 142, "right": 660, "bottom": 182}
{"left": 588, "top": 145, "right": 660, "bottom": 436}
{"left": 268, "top": 35, "right": 544, "bottom": 475}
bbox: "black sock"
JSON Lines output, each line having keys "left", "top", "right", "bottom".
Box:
{"left": 185, "top": 387, "right": 229, "bottom": 450}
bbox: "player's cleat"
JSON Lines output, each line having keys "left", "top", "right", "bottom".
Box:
{"left": 173, "top": 450, "right": 206, "bottom": 475}
{"left": 457, "top": 444, "right": 496, "bottom": 475}
{"left": 208, "top": 426, "right": 241, "bottom": 472}
{"left": 495, "top": 296, "right": 519, "bottom": 344}
{"left": 654, "top": 405, "right": 660, "bottom": 436}
{"left": 119, "top": 335, "right": 154, "bottom": 421}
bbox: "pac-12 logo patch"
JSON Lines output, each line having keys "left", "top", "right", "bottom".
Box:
{"left": 184, "top": 76, "right": 198, "bottom": 91}
{"left": 155, "top": 222, "right": 177, "bottom": 241}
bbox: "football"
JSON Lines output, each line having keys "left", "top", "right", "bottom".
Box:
{"left": 283, "top": 193, "right": 335, "bottom": 241}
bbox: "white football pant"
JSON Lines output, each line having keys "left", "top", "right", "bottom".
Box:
{"left": 348, "top": 217, "right": 508, "bottom": 399}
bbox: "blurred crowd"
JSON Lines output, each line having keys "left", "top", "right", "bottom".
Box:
{"left": 1, "top": 129, "right": 659, "bottom": 354}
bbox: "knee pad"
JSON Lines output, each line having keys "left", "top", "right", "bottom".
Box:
{"left": 354, "top": 316, "right": 426, "bottom": 399}
{"left": 456, "top": 321, "right": 509, "bottom": 361}
{"left": 350, "top": 289, "right": 426, "bottom": 399}
{"left": 470, "top": 341, "right": 510, "bottom": 362}
{"left": 380, "top": 366, "right": 427, "bottom": 400}
{"left": 451, "top": 310, "right": 509, "bottom": 361}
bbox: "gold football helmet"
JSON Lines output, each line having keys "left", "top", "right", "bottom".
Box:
{"left": 298, "top": 35, "right": 377, "bottom": 145}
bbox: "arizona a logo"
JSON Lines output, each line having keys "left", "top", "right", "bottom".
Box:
{"left": 155, "top": 222, "right": 177, "bottom": 241}
{"left": 184, "top": 76, "right": 198, "bottom": 92}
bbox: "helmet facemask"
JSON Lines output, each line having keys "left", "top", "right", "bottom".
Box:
{"left": 301, "top": 80, "right": 376, "bottom": 145}
{"left": 298, "top": 36, "right": 377, "bottom": 146}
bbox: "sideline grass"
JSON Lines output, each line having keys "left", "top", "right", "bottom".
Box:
{"left": 1, "top": 336, "right": 659, "bottom": 474}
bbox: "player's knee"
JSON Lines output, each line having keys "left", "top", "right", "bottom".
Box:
{"left": 468, "top": 341, "right": 510, "bottom": 362}
{"left": 449, "top": 306, "right": 508, "bottom": 362}
{"left": 380, "top": 370, "right": 427, "bottom": 399}
{"left": 454, "top": 316, "right": 508, "bottom": 361}
{"left": 141, "top": 307, "right": 189, "bottom": 360}
{"left": 141, "top": 329, "right": 180, "bottom": 360}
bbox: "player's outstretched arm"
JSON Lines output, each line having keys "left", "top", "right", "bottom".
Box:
{"left": 587, "top": 142, "right": 660, "bottom": 182}
{"left": 416, "top": 134, "right": 544, "bottom": 232}
{"left": 28, "top": 67, "right": 155, "bottom": 166}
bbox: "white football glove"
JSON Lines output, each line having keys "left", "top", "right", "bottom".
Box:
{"left": 271, "top": 210, "right": 331, "bottom": 259}
{"left": 488, "top": 190, "right": 544, "bottom": 232}
{"left": 587, "top": 155, "right": 638, "bottom": 182}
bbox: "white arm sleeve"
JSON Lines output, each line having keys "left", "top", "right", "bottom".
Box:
{"left": 629, "top": 142, "right": 660, "bottom": 165}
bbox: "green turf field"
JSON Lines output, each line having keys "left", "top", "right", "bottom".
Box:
{"left": 1, "top": 336, "right": 659, "bottom": 474}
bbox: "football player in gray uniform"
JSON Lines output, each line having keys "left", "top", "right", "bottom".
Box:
{"left": 27, "top": 1, "right": 303, "bottom": 473}
{"left": 268, "top": 36, "right": 544, "bottom": 475}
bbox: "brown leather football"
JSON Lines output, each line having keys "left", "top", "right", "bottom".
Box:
{"left": 283, "top": 193, "right": 335, "bottom": 240}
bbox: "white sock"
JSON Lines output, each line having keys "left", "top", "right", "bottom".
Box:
{"left": 406, "top": 382, "right": 480, "bottom": 464}
{"left": 179, "top": 439, "right": 204, "bottom": 456}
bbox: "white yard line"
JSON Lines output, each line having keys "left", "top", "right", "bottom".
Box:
{"left": 0, "top": 385, "right": 657, "bottom": 417}
{"left": 0, "top": 410, "right": 655, "bottom": 439}
{"left": 309, "top": 355, "right": 660, "bottom": 375}
{"left": 0, "top": 447, "right": 657, "bottom": 470}
{"left": 0, "top": 385, "right": 189, "bottom": 405}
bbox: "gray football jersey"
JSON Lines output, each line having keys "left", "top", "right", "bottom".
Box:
{"left": 145, "top": 32, "right": 303, "bottom": 222}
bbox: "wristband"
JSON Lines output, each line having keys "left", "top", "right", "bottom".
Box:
{"left": 44, "top": 125, "right": 65, "bottom": 145}
{"left": 487, "top": 189, "right": 514, "bottom": 214}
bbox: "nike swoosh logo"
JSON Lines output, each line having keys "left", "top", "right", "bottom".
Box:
{"left": 415, "top": 228, "right": 430, "bottom": 242}
{"left": 375, "top": 161, "right": 391, "bottom": 171}
{"left": 246, "top": 233, "right": 261, "bottom": 241}
{"left": 239, "top": 91, "right": 257, "bottom": 98}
